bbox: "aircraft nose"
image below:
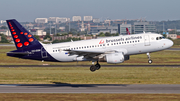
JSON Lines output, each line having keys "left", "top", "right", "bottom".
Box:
{"left": 166, "top": 39, "right": 174, "bottom": 48}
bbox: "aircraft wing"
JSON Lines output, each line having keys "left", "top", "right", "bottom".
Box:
{"left": 65, "top": 49, "right": 127, "bottom": 59}
{"left": 66, "top": 49, "right": 104, "bottom": 59}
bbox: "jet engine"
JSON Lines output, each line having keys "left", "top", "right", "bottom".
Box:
{"left": 99, "top": 53, "right": 129, "bottom": 63}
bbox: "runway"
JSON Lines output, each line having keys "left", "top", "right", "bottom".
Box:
{"left": 0, "top": 65, "right": 179, "bottom": 67}
{"left": 0, "top": 84, "right": 180, "bottom": 94}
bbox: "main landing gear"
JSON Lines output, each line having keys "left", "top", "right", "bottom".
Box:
{"left": 147, "top": 52, "right": 153, "bottom": 64}
{"left": 90, "top": 61, "right": 101, "bottom": 72}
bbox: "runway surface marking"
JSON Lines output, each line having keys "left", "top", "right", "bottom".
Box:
{"left": 0, "top": 84, "right": 180, "bottom": 94}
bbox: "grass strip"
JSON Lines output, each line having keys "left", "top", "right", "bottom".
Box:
{"left": 0, "top": 67, "right": 180, "bottom": 84}
{"left": 0, "top": 93, "right": 180, "bottom": 101}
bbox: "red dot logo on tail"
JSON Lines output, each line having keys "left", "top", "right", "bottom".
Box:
{"left": 24, "top": 42, "right": 29, "bottom": 46}
{"left": 15, "top": 39, "right": 20, "bottom": 42}
{"left": 17, "top": 43, "right": 23, "bottom": 47}
{"left": 28, "top": 35, "right": 32, "bottom": 38}
{"left": 24, "top": 33, "right": 28, "bottom": 35}
{"left": 29, "top": 38, "right": 34, "bottom": 42}
{"left": 11, "top": 29, "right": 15, "bottom": 32}
{"left": 13, "top": 32, "right": 16, "bottom": 35}
{"left": 14, "top": 35, "right": 18, "bottom": 38}
{"left": 20, "top": 32, "right": 23, "bottom": 34}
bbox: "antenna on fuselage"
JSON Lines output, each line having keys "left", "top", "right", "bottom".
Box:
{"left": 143, "top": 31, "right": 146, "bottom": 33}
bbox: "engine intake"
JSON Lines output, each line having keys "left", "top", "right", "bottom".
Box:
{"left": 99, "top": 53, "right": 129, "bottom": 63}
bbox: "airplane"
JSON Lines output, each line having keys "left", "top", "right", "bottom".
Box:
{"left": 6, "top": 19, "right": 173, "bottom": 72}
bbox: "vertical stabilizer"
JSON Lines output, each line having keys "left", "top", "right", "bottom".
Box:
{"left": 6, "top": 19, "right": 42, "bottom": 50}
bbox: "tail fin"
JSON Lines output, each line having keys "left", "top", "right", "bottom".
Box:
{"left": 6, "top": 19, "right": 42, "bottom": 50}
{"left": 126, "top": 28, "right": 130, "bottom": 35}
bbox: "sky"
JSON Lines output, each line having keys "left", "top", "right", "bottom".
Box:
{"left": 0, "top": 0, "right": 180, "bottom": 22}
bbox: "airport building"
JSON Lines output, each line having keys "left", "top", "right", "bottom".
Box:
{"left": 0, "top": 29, "right": 10, "bottom": 36}
{"left": 57, "top": 17, "right": 68, "bottom": 23}
{"left": 167, "top": 34, "right": 177, "bottom": 39}
{"left": 72, "top": 16, "right": 81, "bottom": 21}
{"left": 133, "top": 22, "right": 156, "bottom": 34}
{"left": 35, "top": 18, "right": 48, "bottom": 23}
{"left": 48, "top": 17, "right": 58, "bottom": 23}
{"left": 93, "top": 18, "right": 100, "bottom": 23}
{"left": 84, "top": 16, "right": 93, "bottom": 21}
{"left": 30, "top": 29, "right": 46, "bottom": 36}
{"left": 120, "top": 24, "right": 132, "bottom": 35}
{"left": 90, "top": 26, "right": 118, "bottom": 35}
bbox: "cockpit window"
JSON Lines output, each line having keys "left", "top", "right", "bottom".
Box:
{"left": 156, "top": 36, "right": 165, "bottom": 40}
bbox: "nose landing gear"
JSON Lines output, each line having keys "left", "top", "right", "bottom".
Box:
{"left": 147, "top": 52, "right": 153, "bottom": 64}
{"left": 90, "top": 61, "right": 101, "bottom": 72}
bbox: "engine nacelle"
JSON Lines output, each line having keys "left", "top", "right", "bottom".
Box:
{"left": 106, "top": 53, "right": 124, "bottom": 63}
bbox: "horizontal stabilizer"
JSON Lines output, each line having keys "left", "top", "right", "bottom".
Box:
{"left": 7, "top": 52, "right": 30, "bottom": 55}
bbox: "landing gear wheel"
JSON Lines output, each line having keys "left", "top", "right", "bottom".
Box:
{"left": 95, "top": 63, "right": 101, "bottom": 70}
{"left": 90, "top": 65, "right": 96, "bottom": 72}
{"left": 148, "top": 59, "right": 152, "bottom": 64}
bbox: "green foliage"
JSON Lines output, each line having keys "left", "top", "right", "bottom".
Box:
{"left": 111, "top": 33, "right": 119, "bottom": 36}
{"left": 173, "top": 39, "right": 180, "bottom": 45}
{"left": 52, "top": 37, "right": 81, "bottom": 43}
{"left": 98, "top": 32, "right": 119, "bottom": 37}
{"left": 98, "top": 32, "right": 105, "bottom": 37}
{"left": 33, "top": 35, "right": 40, "bottom": 41}
{"left": 0, "top": 34, "right": 9, "bottom": 43}
{"left": 105, "top": 32, "right": 111, "bottom": 36}
{"left": 44, "top": 33, "right": 52, "bottom": 41}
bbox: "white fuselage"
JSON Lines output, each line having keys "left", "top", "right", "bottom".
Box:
{"left": 43, "top": 33, "right": 173, "bottom": 62}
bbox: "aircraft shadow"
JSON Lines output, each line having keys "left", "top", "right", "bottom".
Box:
{"left": 0, "top": 82, "right": 129, "bottom": 88}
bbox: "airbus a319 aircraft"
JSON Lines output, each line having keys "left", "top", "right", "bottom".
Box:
{"left": 6, "top": 19, "right": 173, "bottom": 72}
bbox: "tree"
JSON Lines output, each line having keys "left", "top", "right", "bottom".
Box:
{"left": 98, "top": 32, "right": 105, "bottom": 37}
{"left": 33, "top": 35, "right": 40, "bottom": 41}
{"left": 105, "top": 32, "right": 111, "bottom": 36}
{"left": 0, "top": 34, "right": 9, "bottom": 43}
{"left": 43, "top": 33, "right": 52, "bottom": 41}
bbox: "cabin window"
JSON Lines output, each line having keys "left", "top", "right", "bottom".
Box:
{"left": 92, "top": 45, "right": 94, "bottom": 47}
{"left": 103, "top": 44, "right": 105, "bottom": 46}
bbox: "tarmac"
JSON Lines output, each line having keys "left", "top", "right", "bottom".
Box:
{"left": 0, "top": 84, "right": 180, "bottom": 94}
